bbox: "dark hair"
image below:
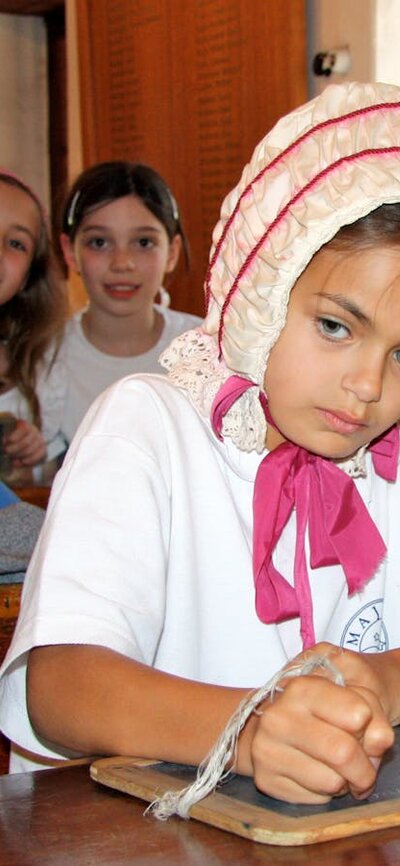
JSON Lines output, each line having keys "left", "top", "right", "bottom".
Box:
{"left": 0, "top": 173, "right": 66, "bottom": 428}
{"left": 329, "top": 202, "right": 400, "bottom": 250}
{"left": 61, "top": 161, "right": 190, "bottom": 268}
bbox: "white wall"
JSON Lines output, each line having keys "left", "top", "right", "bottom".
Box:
{"left": 0, "top": 13, "right": 49, "bottom": 207}
{"left": 308, "top": 0, "right": 400, "bottom": 95}
{"left": 375, "top": 0, "right": 400, "bottom": 84}
{"left": 309, "top": 0, "right": 374, "bottom": 94}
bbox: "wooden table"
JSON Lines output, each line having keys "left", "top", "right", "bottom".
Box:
{"left": 2, "top": 765, "right": 400, "bottom": 865}
{"left": 10, "top": 484, "right": 51, "bottom": 510}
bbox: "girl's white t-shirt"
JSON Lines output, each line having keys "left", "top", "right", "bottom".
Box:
{"left": 60, "top": 305, "right": 202, "bottom": 442}
{"left": 0, "top": 375, "right": 398, "bottom": 771}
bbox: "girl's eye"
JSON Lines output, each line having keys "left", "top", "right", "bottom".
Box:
{"left": 394, "top": 349, "right": 400, "bottom": 365}
{"left": 88, "top": 237, "right": 107, "bottom": 250}
{"left": 9, "top": 238, "right": 27, "bottom": 253}
{"left": 317, "top": 316, "right": 350, "bottom": 340}
{"left": 137, "top": 237, "right": 155, "bottom": 249}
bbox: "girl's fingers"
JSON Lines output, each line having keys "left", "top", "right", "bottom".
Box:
{"left": 250, "top": 676, "right": 390, "bottom": 803}
{"left": 3, "top": 421, "right": 46, "bottom": 464}
{"left": 253, "top": 745, "right": 347, "bottom": 804}
{"left": 309, "top": 643, "right": 391, "bottom": 719}
{"left": 286, "top": 645, "right": 395, "bottom": 754}
{"left": 348, "top": 685, "right": 394, "bottom": 757}
{"left": 254, "top": 717, "right": 377, "bottom": 801}
{"left": 274, "top": 675, "right": 373, "bottom": 735}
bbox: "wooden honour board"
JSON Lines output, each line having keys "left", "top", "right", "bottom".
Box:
{"left": 91, "top": 727, "right": 400, "bottom": 847}
{"left": 75, "top": 0, "right": 307, "bottom": 319}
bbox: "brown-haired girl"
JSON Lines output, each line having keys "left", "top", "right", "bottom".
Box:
{"left": 0, "top": 171, "right": 67, "bottom": 483}
{"left": 59, "top": 161, "right": 201, "bottom": 443}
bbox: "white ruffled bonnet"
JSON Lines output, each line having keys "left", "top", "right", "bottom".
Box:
{"left": 161, "top": 82, "right": 400, "bottom": 452}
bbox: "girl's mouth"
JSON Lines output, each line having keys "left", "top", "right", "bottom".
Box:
{"left": 318, "top": 408, "right": 368, "bottom": 435}
{"left": 104, "top": 284, "right": 140, "bottom": 299}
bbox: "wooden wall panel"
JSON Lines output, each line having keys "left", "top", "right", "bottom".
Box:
{"left": 76, "top": 0, "right": 307, "bottom": 316}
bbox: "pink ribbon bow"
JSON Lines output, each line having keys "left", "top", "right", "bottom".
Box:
{"left": 211, "top": 376, "right": 399, "bottom": 648}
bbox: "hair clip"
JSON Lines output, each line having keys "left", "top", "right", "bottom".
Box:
{"left": 167, "top": 188, "right": 179, "bottom": 221}
{"left": 67, "top": 190, "right": 81, "bottom": 227}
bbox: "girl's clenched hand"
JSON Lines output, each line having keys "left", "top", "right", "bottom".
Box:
{"left": 249, "top": 644, "right": 394, "bottom": 804}
{"left": 3, "top": 419, "right": 46, "bottom": 466}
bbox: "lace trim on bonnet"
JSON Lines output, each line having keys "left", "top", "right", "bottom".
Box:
{"left": 160, "top": 327, "right": 368, "bottom": 477}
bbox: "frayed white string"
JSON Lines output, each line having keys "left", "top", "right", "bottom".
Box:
{"left": 147, "top": 654, "right": 344, "bottom": 821}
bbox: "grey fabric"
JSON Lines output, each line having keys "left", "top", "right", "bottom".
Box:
{"left": 0, "top": 503, "right": 44, "bottom": 574}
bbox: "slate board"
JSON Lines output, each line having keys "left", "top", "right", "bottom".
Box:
{"left": 90, "top": 726, "right": 400, "bottom": 846}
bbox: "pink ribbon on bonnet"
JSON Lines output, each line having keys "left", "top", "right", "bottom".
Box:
{"left": 211, "top": 375, "right": 399, "bottom": 648}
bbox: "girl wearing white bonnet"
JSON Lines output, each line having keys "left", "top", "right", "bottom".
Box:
{"left": 2, "top": 81, "right": 400, "bottom": 807}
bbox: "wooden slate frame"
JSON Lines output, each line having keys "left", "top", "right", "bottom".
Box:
{"left": 91, "top": 744, "right": 400, "bottom": 847}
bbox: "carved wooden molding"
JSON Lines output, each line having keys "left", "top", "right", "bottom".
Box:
{"left": 0, "top": 1, "right": 63, "bottom": 13}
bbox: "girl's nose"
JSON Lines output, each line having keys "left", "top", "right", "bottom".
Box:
{"left": 342, "top": 354, "right": 384, "bottom": 404}
{"left": 110, "top": 248, "right": 135, "bottom": 270}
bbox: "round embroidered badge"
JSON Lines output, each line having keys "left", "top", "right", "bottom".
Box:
{"left": 340, "top": 599, "right": 388, "bottom": 653}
